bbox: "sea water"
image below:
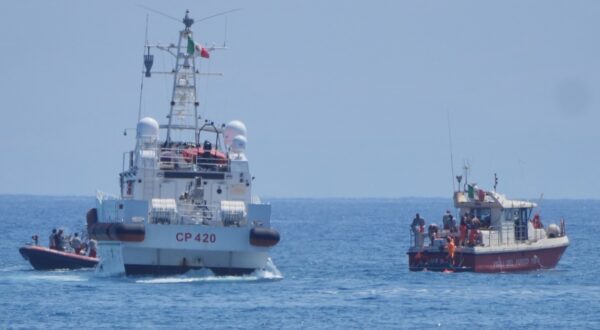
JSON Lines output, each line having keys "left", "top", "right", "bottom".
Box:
{"left": 1, "top": 196, "right": 599, "bottom": 328}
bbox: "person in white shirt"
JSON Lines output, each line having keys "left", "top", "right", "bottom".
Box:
{"left": 70, "top": 233, "right": 82, "bottom": 254}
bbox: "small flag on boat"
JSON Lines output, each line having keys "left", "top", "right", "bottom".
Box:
{"left": 187, "top": 36, "right": 210, "bottom": 59}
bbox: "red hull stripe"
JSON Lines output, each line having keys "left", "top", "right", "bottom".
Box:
{"left": 408, "top": 245, "right": 567, "bottom": 272}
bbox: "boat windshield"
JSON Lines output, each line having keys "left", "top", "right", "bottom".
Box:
{"left": 502, "top": 208, "right": 531, "bottom": 222}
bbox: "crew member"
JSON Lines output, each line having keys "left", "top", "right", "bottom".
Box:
{"left": 31, "top": 235, "right": 39, "bottom": 246}
{"left": 49, "top": 228, "right": 57, "bottom": 249}
{"left": 449, "top": 214, "right": 457, "bottom": 233}
{"left": 428, "top": 224, "right": 439, "bottom": 246}
{"left": 459, "top": 216, "right": 467, "bottom": 247}
{"left": 447, "top": 236, "right": 456, "bottom": 263}
{"left": 411, "top": 213, "right": 425, "bottom": 233}
{"left": 469, "top": 216, "right": 480, "bottom": 246}
{"left": 88, "top": 239, "right": 98, "bottom": 258}
{"left": 442, "top": 210, "right": 452, "bottom": 230}
{"left": 55, "top": 229, "right": 65, "bottom": 251}
{"left": 70, "top": 233, "right": 82, "bottom": 254}
{"left": 410, "top": 213, "right": 426, "bottom": 247}
{"left": 532, "top": 214, "right": 543, "bottom": 229}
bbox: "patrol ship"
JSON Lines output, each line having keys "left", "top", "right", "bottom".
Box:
{"left": 87, "top": 10, "right": 280, "bottom": 276}
{"left": 407, "top": 172, "right": 569, "bottom": 272}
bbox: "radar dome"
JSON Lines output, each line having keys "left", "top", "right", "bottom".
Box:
{"left": 231, "top": 135, "right": 247, "bottom": 153}
{"left": 224, "top": 120, "right": 247, "bottom": 146}
{"left": 137, "top": 117, "right": 159, "bottom": 140}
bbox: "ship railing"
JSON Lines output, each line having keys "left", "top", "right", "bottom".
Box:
{"left": 480, "top": 223, "right": 531, "bottom": 247}
{"left": 529, "top": 227, "right": 545, "bottom": 242}
{"left": 408, "top": 228, "right": 426, "bottom": 248}
{"left": 158, "top": 147, "right": 230, "bottom": 172}
{"left": 410, "top": 220, "right": 563, "bottom": 250}
{"left": 173, "top": 202, "right": 248, "bottom": 227}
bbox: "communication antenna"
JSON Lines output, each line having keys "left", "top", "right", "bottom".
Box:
{"left": 447, "top": 111, "right": 456, "bottom": 192}
{"left": 463, "top": 161, "right": 470, "bottom": 190}
{"left": 223, "top": 16, "right": 228, "bottom": 47}
{"left": 535, "top": 192, "right": 544, "bottom": 214}
{"left": 136, "top": 4, "right": 180, "bottom": 23}
{"left": 195, "top": 8, "right": 242, "bottom": 24}
{"left": 136, "top": 4, "right": 241, "bottom": 26}
{"left": 137, "top": 14, "right": 150, "bottom": 122}
{"left": 493, "top": 173, "right": 498, "bottom": 191}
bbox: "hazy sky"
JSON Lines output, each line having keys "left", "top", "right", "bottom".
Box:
{"left": 0, "top": 0, "right": 598, "bottom": 199}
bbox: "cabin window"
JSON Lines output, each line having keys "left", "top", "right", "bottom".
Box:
{"left": 503, "top": 208, "right": 520, "bottom": 222}
{"left": 474, "top": 208, "right": 492, "bottom": 228}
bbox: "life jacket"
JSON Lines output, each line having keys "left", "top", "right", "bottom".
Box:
{"left": 448, "top": 240, "right": 456, "bottom": 258}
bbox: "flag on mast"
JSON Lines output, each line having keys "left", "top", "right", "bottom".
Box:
{"left": 187, "top": 36, "right": 210, "bottom": 59}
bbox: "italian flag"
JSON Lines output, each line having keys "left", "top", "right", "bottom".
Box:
{"left": 187, "top": 36, "right": 210, "bottom": 59}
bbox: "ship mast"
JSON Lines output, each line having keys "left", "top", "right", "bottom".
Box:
{"left": 165, "top": 10, "right": 200, "bottom": 144}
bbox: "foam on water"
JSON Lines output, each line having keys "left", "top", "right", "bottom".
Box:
{"left": 20, "top": 271, "right": 89, "bottom": 282}
{"left": 135, "top": 258, "right": 283, "bottom": 284}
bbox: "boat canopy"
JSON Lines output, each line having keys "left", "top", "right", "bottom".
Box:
{"left": 454, "top": 190, "right": 537, "bottom": 210}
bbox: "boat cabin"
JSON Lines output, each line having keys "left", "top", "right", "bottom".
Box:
{"left": 454, "top": 185, "right": 539, "bottom": 245}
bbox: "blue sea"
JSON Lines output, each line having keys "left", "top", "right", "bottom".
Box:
{"left": 1, "top": 196, "right": 599, "bottom": 329}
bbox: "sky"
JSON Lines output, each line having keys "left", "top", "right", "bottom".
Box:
{"left": 0, "top": 0, "right": 598, "bottom": 199}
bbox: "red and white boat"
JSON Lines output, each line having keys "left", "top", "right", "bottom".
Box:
{"left": 407, "top": 177, "right": 569, "bottom": 272}
{"left": 19, "top": 245, "right": 99, "bottom": 271}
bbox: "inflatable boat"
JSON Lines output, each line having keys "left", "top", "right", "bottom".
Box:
{"left": 19, "top": 245, "right": 99, "bottom": 270}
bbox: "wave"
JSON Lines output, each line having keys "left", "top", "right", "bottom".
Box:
{"left": 11, "top": 269, "right": 90, "bottom": 282}
{"left": 135, "top": 258, "right": 283, "bottom": 284}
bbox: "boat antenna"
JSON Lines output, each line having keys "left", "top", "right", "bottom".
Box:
{"left": 137, "top": 4, "right": 241, "bottom": 26}
{"left": 447, "top": 110, "right": 456, "bottom": 192}
{"left": 223, "top": 16, "right": 228, "bottom": 47}
{"left": 463, "top": 161, "right": 470, "bottom": 191}
{"left": 493, "top": 173, "right": 498, "bottom": 191}
{"left": 536, "top": 192, "right": 544, "bottom": 215}
{"left": 136, "top": 4, "right": 181, "bottom": 23}
{"left": 195, "top": 8, "right": 242, "bottom": 24}
{"left": 137, "top": 14, "right": 150, "bottom": 122}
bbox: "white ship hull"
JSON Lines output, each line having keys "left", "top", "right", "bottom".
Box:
{"left": 97, "top": 225, "right": 270, "bottom": 276}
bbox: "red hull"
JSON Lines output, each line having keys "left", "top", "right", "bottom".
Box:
{"left": 19, "top": 245, "right": 99, "bottom": 270}
{"left": 408, "top": 245, "right": 568, "bottom": 272}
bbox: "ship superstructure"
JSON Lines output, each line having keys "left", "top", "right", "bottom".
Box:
{"left": 87, "top": 11, "right": 279, "bottom": 276}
